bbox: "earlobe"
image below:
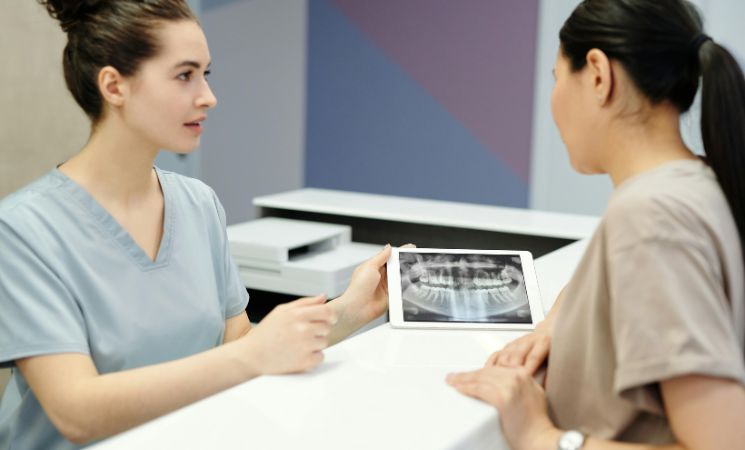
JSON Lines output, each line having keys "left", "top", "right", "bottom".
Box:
{"left": 586, "top": 49, "right": 613, "bottom": 105}
{"left": 98, "top": 66, "right": 126, "bottom": 107}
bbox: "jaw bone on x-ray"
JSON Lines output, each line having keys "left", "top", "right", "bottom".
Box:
{"left": 399, "top": 252, "right": 531, "bottom": 323}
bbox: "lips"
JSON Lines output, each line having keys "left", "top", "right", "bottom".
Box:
{"left": 184, "top": 118, "right": 205, "bottom": 134}
{"left": 184, "top": 116, "right": 206, "bottom": 128}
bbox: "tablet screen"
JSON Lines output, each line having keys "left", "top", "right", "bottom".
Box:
{"left": 399, "top": 252, "right": 531, "bottom": 324}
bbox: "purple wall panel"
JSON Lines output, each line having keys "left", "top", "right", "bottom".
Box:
{"left": 331, "top": 0, "right": 539, "bottom": 180}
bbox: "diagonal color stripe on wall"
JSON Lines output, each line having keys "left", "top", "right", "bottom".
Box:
{"left": 306, "top": 0, "right": 528, "bottom": 207}
{"left": 331, "top": 0, "right": 539, "bottom": 181}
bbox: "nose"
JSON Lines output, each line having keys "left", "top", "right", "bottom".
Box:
{"left": 197, "top": 80, "right": 217, "bottom": 109}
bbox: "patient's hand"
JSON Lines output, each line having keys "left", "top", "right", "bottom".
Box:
{"left": 485, "top": 287, "right": 566, "bottom": 374}
{"left": 484, "top": 322, "right": 552, "bottom": 374}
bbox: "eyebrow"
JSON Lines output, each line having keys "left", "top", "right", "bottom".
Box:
{"left": 173, "top": 61, "right": 211, "bottom": 70}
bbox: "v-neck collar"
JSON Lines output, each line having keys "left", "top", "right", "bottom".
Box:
{"left": 53, "top": 166, "right": 175, "bottom": 271}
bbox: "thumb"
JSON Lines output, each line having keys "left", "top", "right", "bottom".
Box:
{"left": 292, "top": 294, "right": 327, "bottom": 307}
{"left": 370, "top": 244, "right": 392, "bottom": 267}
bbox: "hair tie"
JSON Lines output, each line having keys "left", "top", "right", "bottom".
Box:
{"left": 690, "top": 34, "right": 712, "bottom": 56}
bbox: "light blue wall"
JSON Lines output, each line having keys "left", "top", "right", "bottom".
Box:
{"left": 199, "top": 0, "right": 307, "bottom": 223}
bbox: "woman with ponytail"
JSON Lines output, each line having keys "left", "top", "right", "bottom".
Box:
{"left": 0, "top": 1, "right": 390, "bottom": 448}
{"left": 447, "top": 1, "right": 745, "bottom": 448}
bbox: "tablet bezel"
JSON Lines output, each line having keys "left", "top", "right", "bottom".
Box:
{"left": 387, "top": 248, "right": 544, "bottom": 330}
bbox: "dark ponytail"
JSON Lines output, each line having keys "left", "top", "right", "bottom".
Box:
{"left": 39, "top": 0, "right": 196, "bottom": 123}
{"left": 699, "top": 42, "right": 745, "bottom": 264}
{"left": 560, "top": 0, "right": 745, "bottom": 303}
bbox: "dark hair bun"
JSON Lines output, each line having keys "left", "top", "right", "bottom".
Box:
{"left": 38, "top": 0, "right": 104, "bottom": 33}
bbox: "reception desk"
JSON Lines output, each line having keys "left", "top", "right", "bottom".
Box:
{"left": 90, "top": 236, "right": 590, "bottom": 450}
{"left": 253, "top": 188, "right": 597, "bottom": 257}
{"left": 244, "top": 188, "right": 598, "bottom": 321}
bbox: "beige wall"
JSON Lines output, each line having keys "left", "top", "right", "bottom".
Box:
{"left": 1, "top": 0, "right": 89, "bottom": 198}
{"left": 1, "top": 0, "right": 90, "bottom": 396}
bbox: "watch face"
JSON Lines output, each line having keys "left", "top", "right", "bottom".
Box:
{"left": 559, "top": 430, "right": 585, "bottom": 450}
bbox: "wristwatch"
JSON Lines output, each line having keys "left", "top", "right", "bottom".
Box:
{"left": 557, "top": 430, "right": 586, "bottom": 450}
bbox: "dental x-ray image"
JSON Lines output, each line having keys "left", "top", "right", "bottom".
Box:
{"left": 399, "top": 252, "right": 531, "bottom": 323}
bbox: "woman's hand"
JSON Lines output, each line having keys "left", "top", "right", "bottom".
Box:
{"left": 446, "top": 366, "right": 558, "bottom": 450}
{"left": 345, "top": 244, "right": 392, "bottom": 320}
{"left": 328, "top": 245, "right": 392, "bottom": 343}
{"left": 484, "top": 324, "right": 551, "bottom": 374}
{"left": 485, "top": 288, "right": 562, "bottom": 373}
{"left": 242, "top": 295, "right": 337, "bottom": 375}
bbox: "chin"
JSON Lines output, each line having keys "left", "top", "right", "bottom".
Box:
{"left": 163, "top": 141, "right": 200, "bottom": 154}
{"left": 565, "top": 146, "right": 597, "bottom": 174}
{"left": 567, "top": 155, "right": 592, "bottom": 174}
{"left": 570, "top": 159, "right": 605, "bottom": 175}
{"left": 568, "top": 159, "right": 589, "bottom": 174}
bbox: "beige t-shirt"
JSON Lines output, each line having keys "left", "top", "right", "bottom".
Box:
{"left": 546, "top": 159, "right": 745, "bottom": 444}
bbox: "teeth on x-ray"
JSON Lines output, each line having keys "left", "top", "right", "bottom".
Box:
{"left": 400, "top": 253, "right": 529, "bottom": 322}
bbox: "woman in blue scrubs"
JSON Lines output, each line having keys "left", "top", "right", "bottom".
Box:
{"left": 447, "top": 0, "right": 745, "bottom": 449}
{"left": 0, "top": 1, "right": 391, "bottom": 448}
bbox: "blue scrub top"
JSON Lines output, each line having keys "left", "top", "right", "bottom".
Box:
{"left": 0, "top": 167, "right": 249, "bottom": 449}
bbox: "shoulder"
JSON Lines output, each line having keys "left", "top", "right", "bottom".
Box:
{"left": 0, "top": 171, "right": 79, "bottom": 266}
{"left": 604, "top": 160, "right": 733, "bottom": 251}
{"left": 0, "top": 170, "right": 68, "bottom": 231}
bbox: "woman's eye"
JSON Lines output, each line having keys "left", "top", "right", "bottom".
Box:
{"left": 204, "top": 70, "right": 211, "bottom": 78}
{"left": 178, "top": 71, "right": 192, "bottom": 81}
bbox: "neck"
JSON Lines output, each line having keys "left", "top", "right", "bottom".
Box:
{"left": 602, "top": 103, "right": 697, "bottom": 187}
{"left": 60, "top": 115, "right": 161, "bottom": 203}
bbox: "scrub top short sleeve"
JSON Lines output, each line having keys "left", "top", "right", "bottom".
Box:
{"left": 208, "top": 188, "right": 249, "bottom": 319}
{"left": 0, "top": 220, "right": 89, "bottom": 369}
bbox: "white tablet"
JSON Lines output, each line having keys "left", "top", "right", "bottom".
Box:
{"left": 387, "top": 248, "right": 544, "bottom": 330}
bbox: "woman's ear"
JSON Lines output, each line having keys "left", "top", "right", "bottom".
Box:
{"left": 97, "top": 66, "right": 126, "bottom": 107}
{"left": 585, "top": 48, "right": 613, "bottom": 106}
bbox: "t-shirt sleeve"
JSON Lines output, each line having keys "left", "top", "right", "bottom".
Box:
{"left": 609, "top": 238, "right": 745, "bottom": 398}
{"left": 209, "top": 190, "right": 249, "bottom": 319}
{"left": 0, "top": 221, "right": 89, "bottom": 368}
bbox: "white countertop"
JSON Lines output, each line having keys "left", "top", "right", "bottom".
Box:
{"left": 255, "top": 188, "right": 599, "bottom": 240}
{"left": 92, "top": 325, "right": 515, "bottom": 450}
{"left": 91, "top": 238, "right": 588, "bottom": 450}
